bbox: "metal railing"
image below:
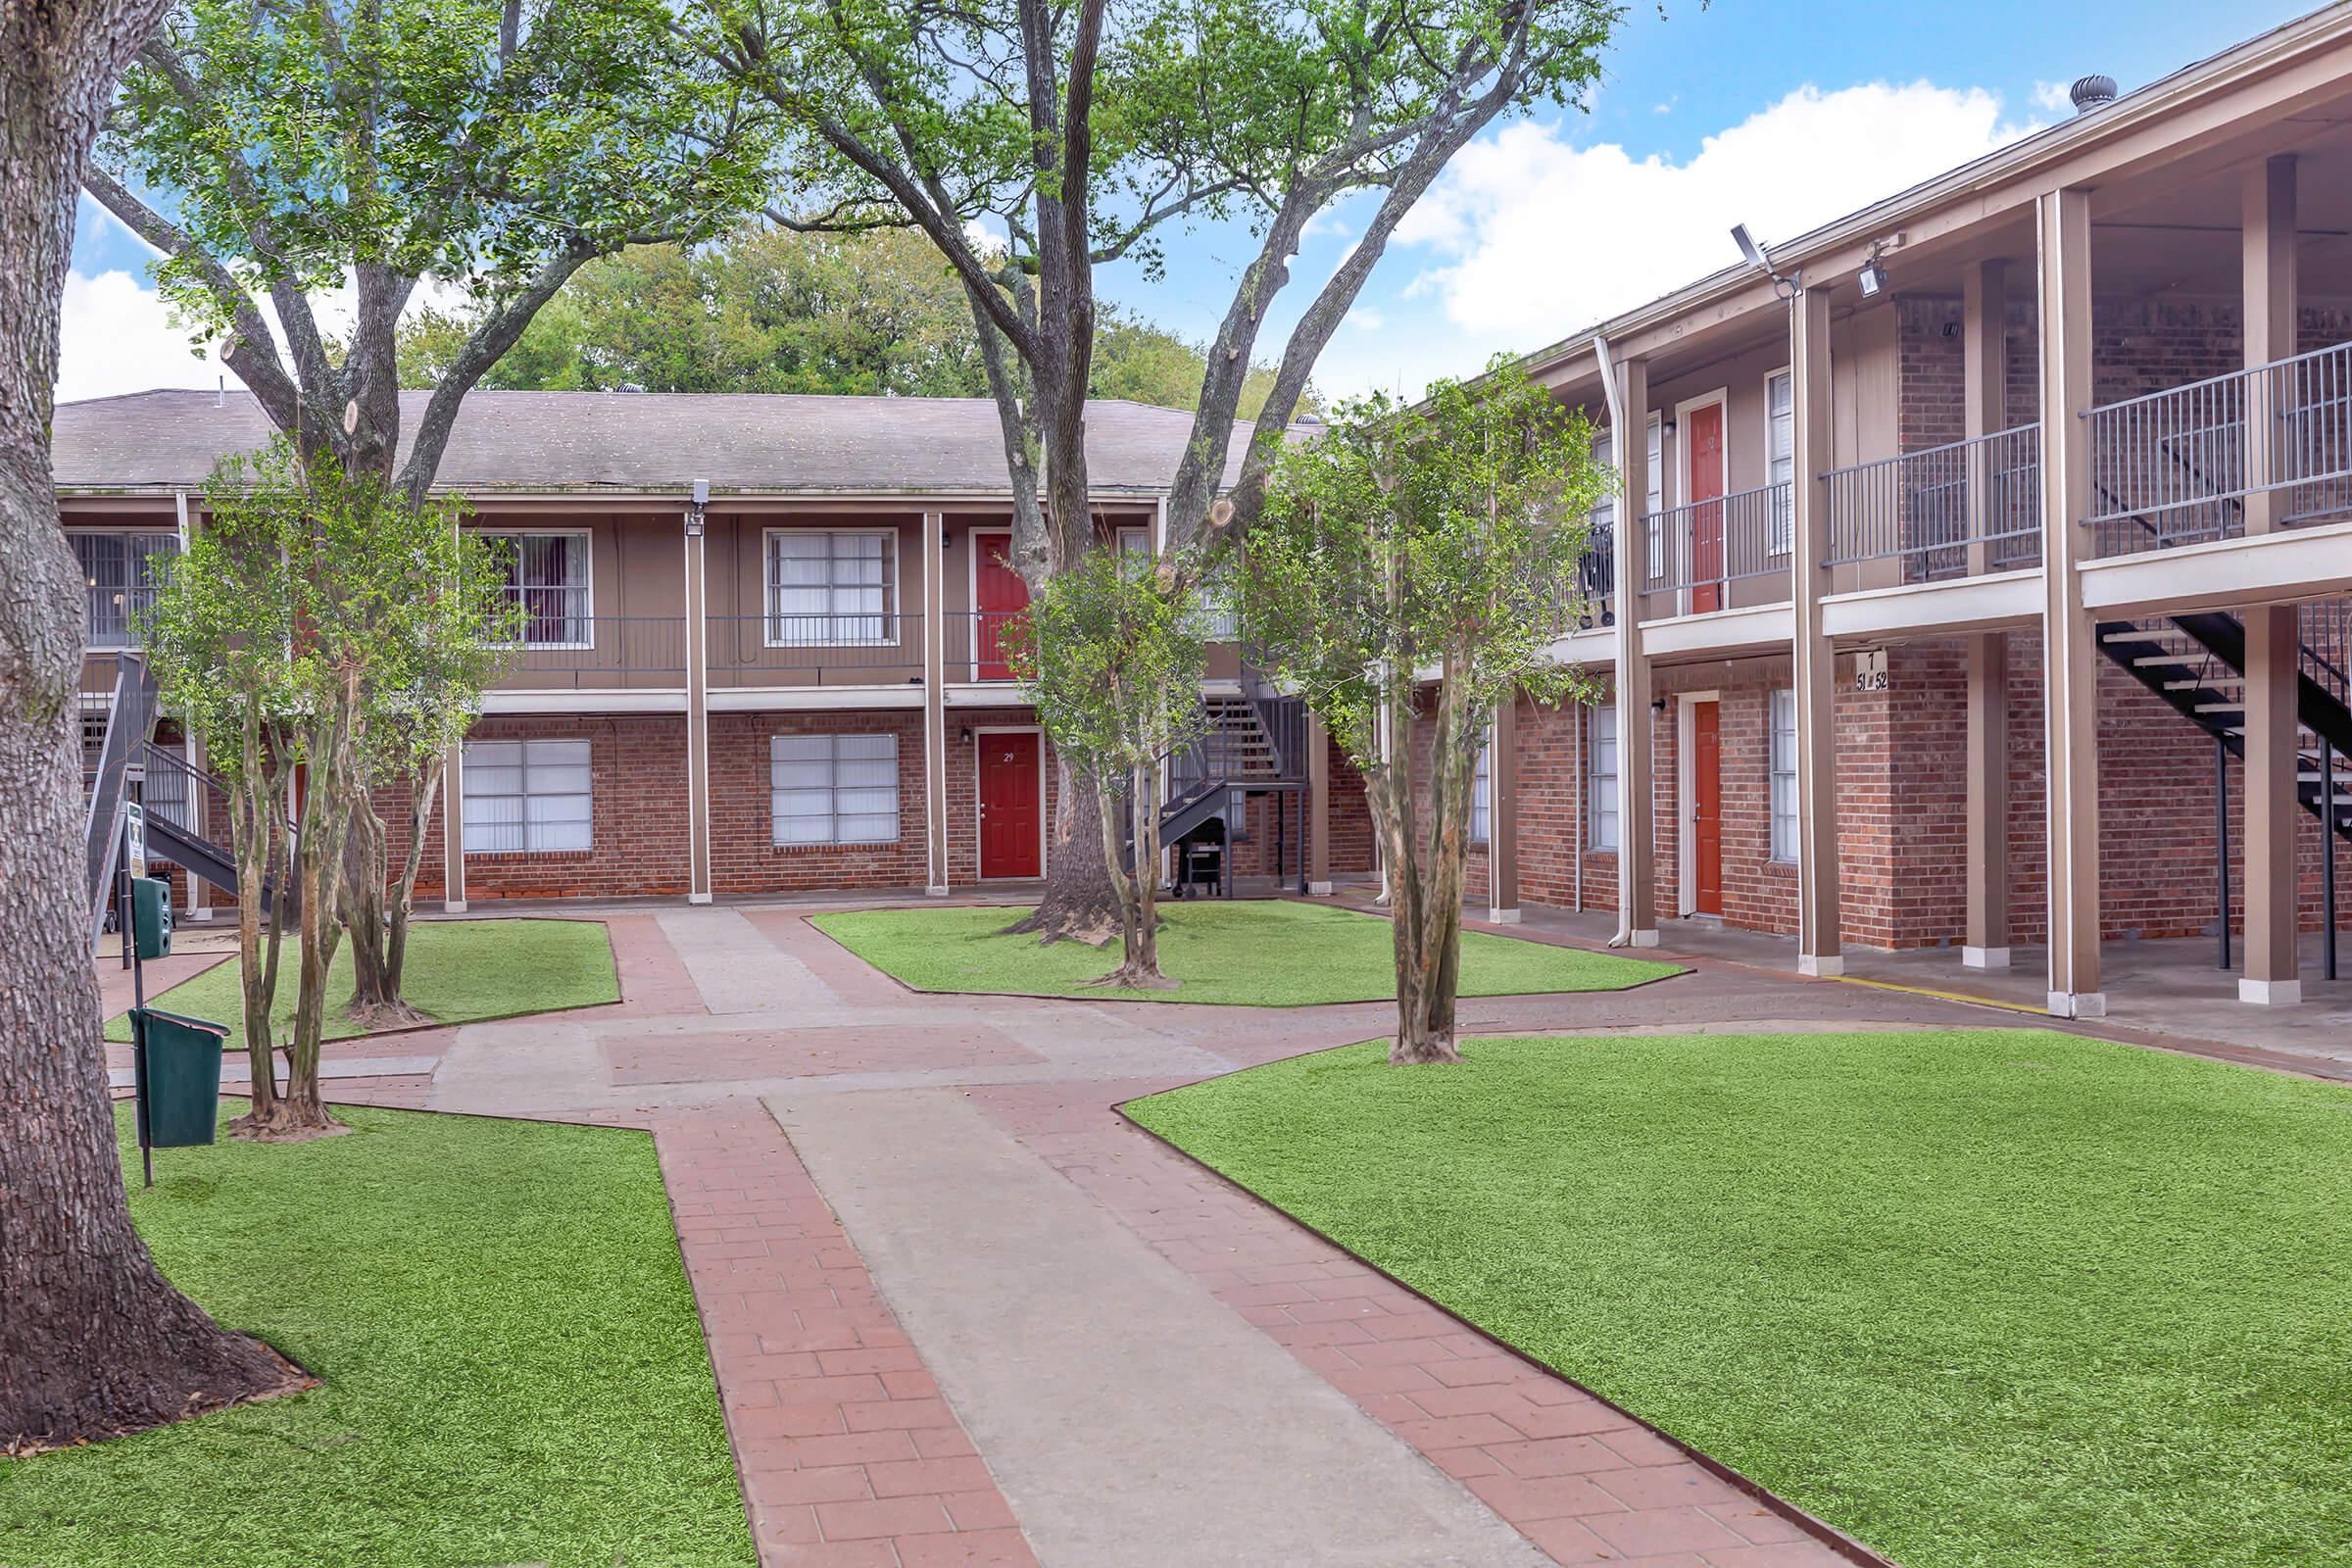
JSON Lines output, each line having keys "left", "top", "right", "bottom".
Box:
{"left": 1645, "top": 480, "right": 1791, "bottom": 600}
{"left": 496, "top": 615, "right": 688, "bottom": 688}
{"left": 1824, "top": 423, "right": 2041, "bottom": 580}
{"left": 708, "top": 612, "right": 921, "bottom": 684}
{"left": 943, "top": 610, "right": 1028, "bottom": 681}
{"left": 2084, "top": 338, "right": 2352, "bottom": 557}
{"left": 1575, "top": 518, "right": 1615, "bottom": 629}
{"left": 2306, "top": 600, "right": 2352, "bottom": 711}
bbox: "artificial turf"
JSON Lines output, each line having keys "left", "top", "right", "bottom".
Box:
{"left": 812, "top": 899, "right": 1682, "bottom": 1005}
{"left": 1124, "top": 1029, "right": 2352, "bottom": 1568}
{"left": 0, "top": 1102, "right": 752, "bottom": 1568}
{"left": 104, "top": 917, "right": 618, "bottom": 1043}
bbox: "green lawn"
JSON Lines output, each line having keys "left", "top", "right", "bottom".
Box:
{"left": 105, "top": 917, "right": 618, "bottom": 1043}
{"left": 812, "top": 900, "right": 1681, "bottom": 1005}
{"left": 1125, "top": 1030, "right": 2352, "bottom": 1568}
{"left": 1, "top": 1102, "right": 751, "bottom": 1568}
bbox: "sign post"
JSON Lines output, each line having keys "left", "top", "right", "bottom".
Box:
{"left": 120, "top": 809, "right": 153, "bottom": 1189}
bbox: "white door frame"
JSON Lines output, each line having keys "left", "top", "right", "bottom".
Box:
{"left": 972, "top": 723, "right": 1047, "bottom": 880}
{"left": 1671, "top": 388, "right": 1730, "bottom": 616}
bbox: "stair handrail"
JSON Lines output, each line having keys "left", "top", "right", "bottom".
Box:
{"left": 83, "top": 652, "right": 161, "bottom": 944}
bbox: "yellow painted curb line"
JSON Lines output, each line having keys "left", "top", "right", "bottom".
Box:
{"left": 1825, "top": 972, "right": 2053, "bottom": 1017}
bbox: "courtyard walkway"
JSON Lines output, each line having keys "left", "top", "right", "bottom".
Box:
{"left": 262, "top": 901, "right": 2286, "bottom": 1567}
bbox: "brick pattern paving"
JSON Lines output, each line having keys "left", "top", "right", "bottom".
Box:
{"left": 655, "top": 1100, "right": 1039, "bottom": 1567}
{"left": 970, "top": 1081, "right": 1870, "bottom": 1568}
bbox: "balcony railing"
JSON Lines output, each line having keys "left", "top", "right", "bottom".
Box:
{"left": 943, "top": 609, "right": 1028, "bottom": 681}
{"left": 708, "top": 612, "right": 922, "bottom": 685}
{"left": 1646, "top": 480, "right": 1790, "bottom": 604}
{"left": 495, "top": 615, "right": 687, "bottom": 689}
{"left": 1574, "top": 517, "right": 1615, "bottom": 629}
{"left": 1824, "top": 423, "right": 2041, "bottom": 582}
{"left": 2084, "top": 338, "right": 2352, "bottom": 557}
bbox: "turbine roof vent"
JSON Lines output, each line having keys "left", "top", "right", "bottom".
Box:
{"left": 2070, "top": 74, "right": 2118, "bottom": 114}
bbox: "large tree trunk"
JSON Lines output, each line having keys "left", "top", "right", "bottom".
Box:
{"left": 1085, "top": 761, "right": 1173, "bottom": 989}
{"left": 1368, "top": 680, "right": 1474, "bottom": 1065}
{"left": 341, "top": 757, "right": 436, "bottom": 1023}
{"left": 1, "top": 0, "right": 299, "bottom": 1451}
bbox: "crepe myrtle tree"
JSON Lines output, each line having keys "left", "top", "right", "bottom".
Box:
{"left": 1011, "top": 547, "right": 1211, "bottom": 987}
{"left": 84, "top": 0, "right": 768, "bottom": 505}
{"left": 143, "top": 441, "right": 519, "bottom": 1134}
{"left": 1246, "top": 360, "right": 1608, "bottom": 1064}
{"left": 701, "top": 0, "right": 1625, "bottom": 943}
{"left": 2, "top": 0, "right": 295, "bottom": 1451}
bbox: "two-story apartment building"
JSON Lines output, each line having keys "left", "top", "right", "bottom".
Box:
{"left": 55, "top": 390, "right": 1370, "bottom": 916}
{"left": 56, "top": 4, "right": 2352, "bottom": 1021}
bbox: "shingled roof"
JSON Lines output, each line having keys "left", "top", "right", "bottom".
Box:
{"left": 50, "top": 388, "right": 1264, "bottom": 498}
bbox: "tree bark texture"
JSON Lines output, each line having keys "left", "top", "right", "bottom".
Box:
{"left": 1, "top": 0, "right": 296, "bottom": 1450}
{"left": 340, "top": 757, "right": 434, "bottom": 1025}
{"left": 1365, "top": 670, "right": 1478, "bottom": 1064}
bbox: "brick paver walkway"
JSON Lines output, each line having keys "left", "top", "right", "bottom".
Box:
{"left": 656, "top": 1100, "right": 1037, "bottom": 1567}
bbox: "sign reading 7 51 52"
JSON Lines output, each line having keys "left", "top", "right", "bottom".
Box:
{"left": 1852, "top": 649, "right": 1889, "bottom": 692}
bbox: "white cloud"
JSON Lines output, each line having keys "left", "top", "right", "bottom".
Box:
{"left": 55, "top": 270, "right": 220, "bottom": 405}
{"left": 1393, "top": 80, "right": 2038, "bottom": 346}
{"left": 2033, "top": 79, "right": 2075, "bottom": 114}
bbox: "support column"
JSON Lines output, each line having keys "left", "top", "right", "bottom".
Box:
{"left": 441, "top": 739, "right": 467, "bottom": 913}
{"left": 922, "top": 511, "right": 951, "bottom": 895}
{"left": 1963, "top": 632, "right": 2010, "bottom": 967}
{"left": 1612, "top": 355, "right": 1659, "bottom": 947}
{"left": 1487, "top": 699, "right": 1519, "bottom": 924}
{"left": 683, "top": 508, "right": 713, "bottom": 905}
{"left": 2244, "top": 605, "right": 2302, "bottom": 1003}
{"left": 2037, "top": 186, "right": 2104, "bottom": 1017}
{"left": 2243, "top": 155, "right": 2296, "bottom": 537}
{"left": 1307, "top": 713, "right": 1333, "bottom": 896}
{"left": 1789, "top": 284, "right": 1841, "bottom": 977}
{"left": 1962, "top": 258, "right": 2011, "bottom": 968}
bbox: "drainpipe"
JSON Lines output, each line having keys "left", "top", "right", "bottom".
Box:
{"left": 1593, "top": 334, "right": 1636, "bottom": 949}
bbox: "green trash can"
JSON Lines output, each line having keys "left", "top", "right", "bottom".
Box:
{"left": 134, "top": 1008, "right": 227, "bottom": 1147}
{"left": 131, "top": 874, "right": 172, "bottom": 959}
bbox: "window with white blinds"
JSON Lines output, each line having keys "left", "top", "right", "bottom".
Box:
{"left": 74, "top": 531, "right": 178, "bottom": 648}
{"left": 480, "top": 530, "right": 591, "bottom": 647}
{"left": 1588, "top": 704, "right": 1619, "bottom": 852}
{"left": 1770, "top": 688, "right": 1798, "bottom": 862}
{"left": 464, "top": 739, "right": 592, "bottom": 854}
{"left": 1590, "top": 432, "right": 1616, "bottom": 535}
{"left": 1470, "top": 737, "right": 1493, "bottom": 845}
{"left": 766, "top": 530, "right": 896, "bottom": 646}
{"left": 772, "top": 733, "right": 900, "bottom": 845}
{"left": 1766, "top": 370, "right": 1795, "bottom": 557}
{"left": 1643, "top": 414, "right": 1665, "bottom": 577}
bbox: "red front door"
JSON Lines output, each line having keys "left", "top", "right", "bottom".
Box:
{"left": 1686, "top": 403, "right": 1726, "bottom": 613}
{"left": 978, "top": 731, "right": 1042, "bottom": 878}
{"left": 1690, "top": 701, "right": 1723, "bottom": 916}
{"left": 974, "top": 532, "right": 1029, "bottom": 680}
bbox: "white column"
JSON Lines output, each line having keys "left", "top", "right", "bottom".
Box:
{"left": 441, "top": 739, "right": 467, "bottom": 913}
{"left": 922, "top": 511, "right": 951, "bottom": 895}
{"left": 1612, "top": 354, "right": 1658, "bottom": 947}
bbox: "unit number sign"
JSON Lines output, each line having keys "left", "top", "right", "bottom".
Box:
{"left": 1852, "top": 650, "right": 1888, "bottom": 692}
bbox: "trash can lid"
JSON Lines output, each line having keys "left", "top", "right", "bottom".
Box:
{"left": 132, "top": 1006, "right": 230, "bottom": 1038}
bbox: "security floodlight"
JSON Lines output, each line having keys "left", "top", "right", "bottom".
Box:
{"left": 692, "top": 478, "right": 710, "bottom": 509}
{"left": 1857, "top": 259, "right": 1888, "bottom": 298}
{"left": 1731, "top": 223, "right": 1767, "bottom": 271}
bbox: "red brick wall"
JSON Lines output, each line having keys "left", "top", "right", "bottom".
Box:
{"left": 711, "top": 710, "right": 928, "bottom": 895}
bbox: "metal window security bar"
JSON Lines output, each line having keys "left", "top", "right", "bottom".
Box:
{"left": 2082, "top": 338, "right": 2352, "bottom": 558}
{"left": 1646, "top": 479, "right": 1791, "bottom": 596}
{"left": 74, "top": 531, "right": 177, "bottom": 648}
{"left": 1823, "top": 423, "right": 2041, "bottom": 580}
{"left": 483, "top": 531, "right": 592, "bottom": 646}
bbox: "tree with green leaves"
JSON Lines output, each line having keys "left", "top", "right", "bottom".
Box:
{"left": 702, "top": 0, "right": 1623, "bottom": 943}
{"left": 143, "top": 441, "right": 519, "bottom": 1134}
{"left": 1013, "top": 548, "right": 1211, "bottom": 988}
{"left": 1246, "top": 360, "right": 1608, "bottom": 1064}
{"left": 3, "top": 0, "right": 293, "bottom": 1455}
{"left": 85, "top": 0, "right": 767, "bottom": 503}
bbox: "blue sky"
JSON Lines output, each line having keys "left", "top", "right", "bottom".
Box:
{"left": 58, "top": 0, "right": 2319, "bottom": 405}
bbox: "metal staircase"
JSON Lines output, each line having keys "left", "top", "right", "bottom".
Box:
{"left": 81, "top": 651, "right": 285, "bottom": 934}
{"left": 2094, "top": 603, "right": 2352, "bottom": 844}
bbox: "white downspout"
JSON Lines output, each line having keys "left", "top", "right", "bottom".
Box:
{"left": 1592, "top": 334, "right": 1637, "bottom": 949}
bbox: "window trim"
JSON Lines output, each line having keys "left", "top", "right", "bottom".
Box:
{"left": 1763, "top": 367, "right": 1795, "bottom": 560}
{"left": 461, "top": 736, "right": 594, "bottom": 857}
{"left": 1586, "top": 702, "right": 1620, "bottom": 853}
{"left": 770, "top": 730, "right": 903, "bottom": 848}
{"left": 474, "top": 525, "right": 596, "bottom": 652}
{"left": 1769, "top": 687, "right": 1799, "bottom": 864}
{"left": 761, "top": 526, "right": 901, "bottom": 650}
{"left": 1469, "top": 732, "right": 1493, "bottom": 846}
{"left": 1642, "top": 412, "right": 1667, "bottom": 580}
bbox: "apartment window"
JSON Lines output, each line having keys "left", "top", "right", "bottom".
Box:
{"left": 1766, "top": 370, "right": 1794, "bottom": 557}
{"left": 464, "top": 738, "right": 592, "bottom": 854}
{"left": 74, "top": 531, "right": 177, "bottom": 647}
{"left": 766, "top": 530, "right": 895, "bottom": 646}
{"left": 1769, "top": 688, "right": 1798, "bottom": 862}
{"left": 772, "top": 733, "right": 900, "bottom": 846}
{"left": 480, "top": 530, "right": 591, "bottom": 647}
{"left": 1193, "top": 561, "right": 1239, "bottom": 640}
{"left": 1643, "top": 414, "right": 1665, "bottom": 578}
{"left": 1470, "top": 736, "right": 1493, "bottom": 845}
{"left": 1587, "top": 704, "right": 1619, "bottom": 852}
